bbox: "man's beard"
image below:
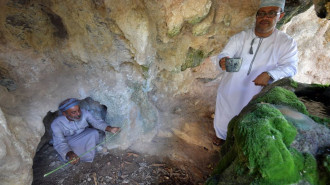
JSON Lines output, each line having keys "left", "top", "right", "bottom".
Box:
{"left": 68, "top": 115, "right": 82, "bottom": 122}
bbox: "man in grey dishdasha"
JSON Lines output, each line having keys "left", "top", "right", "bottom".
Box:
{"left": 51, "top": 98, "right": 120, "bottom": 164}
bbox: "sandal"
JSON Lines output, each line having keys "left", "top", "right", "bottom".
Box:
{"left": 212, "top": 136, "right": 224, "bottom": 146}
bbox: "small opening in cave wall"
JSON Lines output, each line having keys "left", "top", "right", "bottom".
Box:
{"left": 35, "top": 97, "right": 108, "bottom": 153}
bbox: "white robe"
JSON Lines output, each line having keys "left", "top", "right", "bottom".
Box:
{"left": 214, "top": 28, "right": 298, "bottom": 140}
{"left": 51, "top": 109, "right": 108, "bottom": 162}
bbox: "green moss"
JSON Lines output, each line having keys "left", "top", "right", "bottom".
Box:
{"left": 325, "top": 155, "right": 330, "bottom": 172}
{"left": 212, "top": 146, "right": 237, "bottom": 176}
{"left": 308, "top": 115, "right": 330, "bottom": 128}
{"left": 187, "top": 15, "right": 207, "bottom": 25}
{"left": 302, "top": 153, "right": 319, "bottom": 185}
{"left": 140, "top": 65, "right": 149, "bottom": 79}
{"left": 290, "top": 80, "right": 298, "bottom": 88}
{"left": 192, "top": 25, "right": 210, "bottom": 36}
{"left": 251, "top": 86, "right": 308, "bottom": 115}
{"left": 167, "top": 25, "right": 182, "bottom": 37}
{"left": 311, "top": 83, "right": 330, "bottom": 88}
{"left": 207, "top": 83, "right": 325, "bottom": 184}
{"left": 208, "top": 102, "right": 321, "bottom": 185}
{"left": 205, "top": 175, "right": 219, "bottom": 185}
{"left": 235, "top": 104, "right": 300, "bottom": 184}
{"left": 318, "top": 152, "right": 330, "bottom": 185}
{"left": 181, "top": 47, "right": 209, "bottom": 71}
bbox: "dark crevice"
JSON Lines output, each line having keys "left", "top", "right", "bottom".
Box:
{"left": 0, "top": 64, "right": 17, "bottom": 91}
{"left": 40, "top": 5, "right": 68, "bottom": 39}
{"left": 295, "top": 85, "right": 330, "bottom": 122}
{"left": 6, "top": 15, "right": 31, "bottom": 29}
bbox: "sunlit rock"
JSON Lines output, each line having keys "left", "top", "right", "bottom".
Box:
{"left": 282, "top": 6, "right": 330, "bottom": 84}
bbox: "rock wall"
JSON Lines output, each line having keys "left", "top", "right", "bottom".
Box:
{"left": 0, "top": 0, "right": 329, "bottom": 184}
{"left": 282, "top": 6, "right": 330, "bottom": 84}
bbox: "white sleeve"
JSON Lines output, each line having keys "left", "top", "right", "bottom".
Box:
{"left": 268, "top": 38, "right": 298, "bottom": 81}
{"left": 216, "top": 34, "right": 243, "bottom": 71}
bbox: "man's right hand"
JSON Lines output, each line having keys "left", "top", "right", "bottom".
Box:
{"left": 219, "top": 57, "right": 229, "bottom": 71}
{"left": 66, "top": 151, "right": 80, "bottom": 164}
{"left": 105, "top": 126, "right": 120, "bottom": 134}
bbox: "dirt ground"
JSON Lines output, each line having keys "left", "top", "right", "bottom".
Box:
{"left": 32, "top": 95, "right": 221, "bottom": 185}
{"left": 33, "top": 135, "right": 220, "bottom": 185}
{"left": 299, "top": 97, "right": 330, "bottom": 120}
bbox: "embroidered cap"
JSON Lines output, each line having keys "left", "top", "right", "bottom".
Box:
{"left": 58, "top": 98, "right": 80, "bottom": 112}
{"left": 259, "top": 0, "right": 285, "bottom": 11}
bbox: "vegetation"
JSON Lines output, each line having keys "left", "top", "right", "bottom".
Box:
{"left": 206, "top": 82, "right": 329, "bottom": 185}
{"left": 181, "top": 47, "right": 209, "bottom": 71}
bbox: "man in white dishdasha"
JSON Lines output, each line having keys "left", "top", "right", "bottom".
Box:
{"left": 213, "top": 0, "right": 298, "bottom": 146}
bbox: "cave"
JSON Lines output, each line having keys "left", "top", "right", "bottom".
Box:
{"left": 0, "top": 0, "right": 329, "bottom": 185}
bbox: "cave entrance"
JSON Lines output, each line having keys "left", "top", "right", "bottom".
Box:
{"left": 32, "top": 97, "right": 221, "bottom": 184}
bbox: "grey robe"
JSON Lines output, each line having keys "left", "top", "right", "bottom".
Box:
{"left": 51, "top": 109, "right": 108, "bottom": 162}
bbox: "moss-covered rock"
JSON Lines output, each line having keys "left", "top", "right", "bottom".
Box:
{"left": 316, "top": 147, "right": 330, "bottom": 184}
{"left": 208, "top": 103, "right": 320, "bottom": 185}
{"left": 235, "top": 104, "right": 301, "bottom": 184}
{"left": 140, "top": 64, "right": 150, "bottom": 79}
{"left": 254, "top": 84, "right": 330, "bottom": 128}
{"left": 167, "top": 25, "right": 183, "bottom": 37}
{"left": 206, "top": 79, "right": 329, "bottom": 185}
{"left": 187, "top": 14, "right": 208, "bottom": 25}
{"left": 251, "top": 86, "right": 308, "bottom": 115}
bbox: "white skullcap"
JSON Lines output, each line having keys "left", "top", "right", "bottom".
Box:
{"left": 259, "top": 0, "right": 285, "bottom": 11}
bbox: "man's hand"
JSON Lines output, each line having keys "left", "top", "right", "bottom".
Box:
{"left": 66, "top": 151, "right": 80, "bottom": 164}
{"left": 253, "top": 72, "right": 271, "bottom": 86}
{"left": 219, "top": 57, "right": 229, "bottom": 71}
{"left": 105, "top": 126, "right": 120, "bottom": 134}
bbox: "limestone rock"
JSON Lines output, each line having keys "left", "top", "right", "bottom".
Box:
{"left": 0, "top": 108, "right": 35, "bottom": 185}
{"left": 163, "top": 0, "right": 212, "bottom": 37}
{"left": 282, "top": 6, "right": 330, "bottom": 84}
{"left": 0, "top": 0, "right": 329, "bottom": 184}
{"left": 192, "top": 5, "right": 215, "bottom": 36}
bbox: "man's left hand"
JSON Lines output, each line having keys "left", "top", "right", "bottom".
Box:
{"left": 253, "top": 72, "right": 271, "bottom": 86}
{"left": 105, "top": 126, "right": 120, "bottom": 134}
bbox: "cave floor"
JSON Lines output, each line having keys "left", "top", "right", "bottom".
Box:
{"left": 32, "top": 93, "right": 329, "bottom": 185}
{"left": 33, "top": 137, "right": 220, "bottom": 185}
{"left": 32, "top": 95, "right": 221, "bottom": 185}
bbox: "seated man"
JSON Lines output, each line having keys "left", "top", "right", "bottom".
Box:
{"left": 51, "top": 98, "right": 120, "bottom": 164}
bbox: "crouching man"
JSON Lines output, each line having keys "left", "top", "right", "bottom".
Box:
{"left": 51, "top": 98, "right": 120, "bottom": 164}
